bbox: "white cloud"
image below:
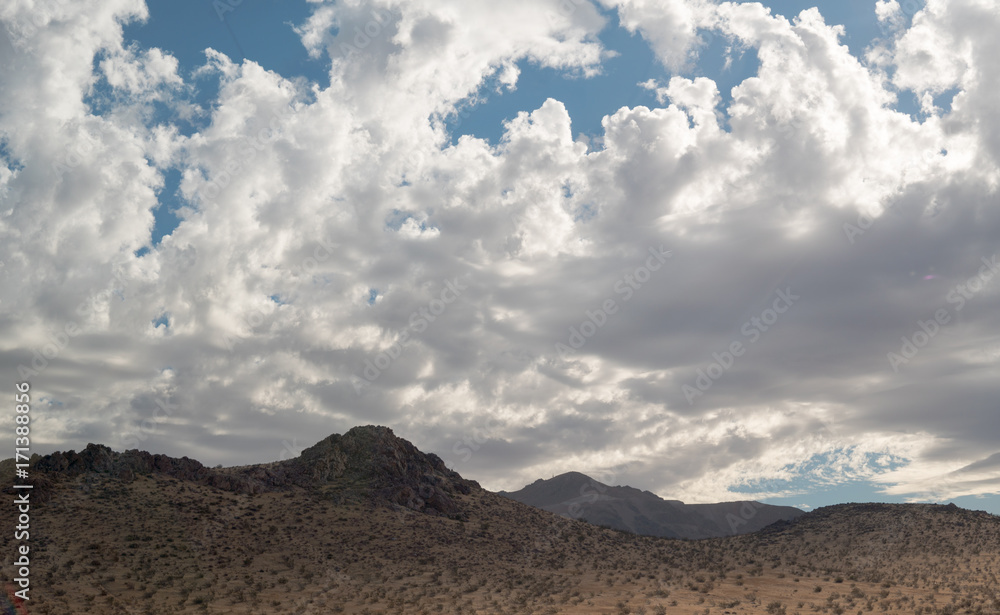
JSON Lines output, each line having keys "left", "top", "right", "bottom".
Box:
{"left": 2, "top": 0, "right": 998, "bottom": 509}
{"left": 597, "top": 0, "right": 716, "bottom": 70}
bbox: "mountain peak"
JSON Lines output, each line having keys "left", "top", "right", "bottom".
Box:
{"left": 23, "top": 425, "right": 478, "bottom": 519}
{"left": 287, "top": 424, "right": 475, "bottom": 517}
{"left": 501, "top": 472, "right": 804, "bottom": 539}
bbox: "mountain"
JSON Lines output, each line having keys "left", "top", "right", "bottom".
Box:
{"left": 25, "top": 425, "right": 476, "bottom": 517}
{"left": 499, "top": 471, "right": 804, "bottom": 538}
{"left": 2, "top": 426, "right": 998, "bottom": 614}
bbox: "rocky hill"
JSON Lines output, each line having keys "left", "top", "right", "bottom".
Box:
{"left": 19, "top": 425, "right": 475, "bottom": 518}
{"left": 283, "top": 425, "right": 475, "bottom": 517}
{"left": 499, "top": 471, "right": 804, "bottom": 538}
{"left": 1, "top": 426, "right": 997, "bottom": 614}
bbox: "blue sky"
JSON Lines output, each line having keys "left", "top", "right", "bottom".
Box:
{"left": 765, "top": 483, "right": 1000, "bottom": 514}
{"left": 128, "top": 0, "right": 915, "bottom": 247}
{"left": 4, "top": 0, "right": 998, "bottom": 514}
{"left": 128, "top": 0, "right": 940, "bottom": 252}
{"left": 121, "top": 0, "right": 329, "bottom": 247}
{"left": 730, "top": 449, "right": 1000, "bottom": 513}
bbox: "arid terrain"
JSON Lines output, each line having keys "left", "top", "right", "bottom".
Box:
{"left": 3, "top": 426, "right": 998, "bottom": 614}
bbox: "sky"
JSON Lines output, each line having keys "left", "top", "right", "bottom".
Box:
{"left": 1, "top": 0, "right": 998, "bottom": 515}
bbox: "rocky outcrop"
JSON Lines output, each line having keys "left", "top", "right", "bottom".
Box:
{"left": 286, "top": 426, "right": 476, "bottom": 518}
{"left": 30, "top": 443, "right": 263, "bottom": 492}
{"left": 35, "top": 444, "right": 205, "bottom": 481}
{"left": 27, "top": 425, "right": 477, "bottom": 519}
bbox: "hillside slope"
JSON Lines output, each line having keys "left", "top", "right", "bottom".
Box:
{"left": 1, "top": 426, "right": 997, "bottom": 614}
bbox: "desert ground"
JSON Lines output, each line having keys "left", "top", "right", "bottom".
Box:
{"left": 5, "top": 468, "right": 998, "bottom": 614}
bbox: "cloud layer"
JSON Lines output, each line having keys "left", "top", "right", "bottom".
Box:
{"left": 1, "top": 0, "right": 998, "bottom": 507}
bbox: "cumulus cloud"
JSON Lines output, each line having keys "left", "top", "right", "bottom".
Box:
{"left": 598, "top": 0, "right": 716, "bottom": 70}
{"left": 1, "top": 0, "right": 998, "bottom": 509}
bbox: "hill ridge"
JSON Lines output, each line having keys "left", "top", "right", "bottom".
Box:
{"left": 500, "top": 470, "right": 804, "bottom": 539}
{"left": 2, "top": 425, "right": 998, "bottom": 613}
{"left": 17, "top": 425, "right": 477, "bottom": 518}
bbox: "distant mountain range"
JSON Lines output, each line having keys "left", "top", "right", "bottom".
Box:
{"left": 499, "top": 470, "right": 803, "bottom": 539}
{"left": 3, "top": 425, "right": 998, "bottom": 614}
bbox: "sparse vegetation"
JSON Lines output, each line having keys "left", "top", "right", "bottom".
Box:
{"left": 3, "top": 429, "right": 998, "bottom": 614}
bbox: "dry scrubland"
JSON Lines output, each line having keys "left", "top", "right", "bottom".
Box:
{"left": 3, "top": 471, "right": 999, "bottom": 615}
